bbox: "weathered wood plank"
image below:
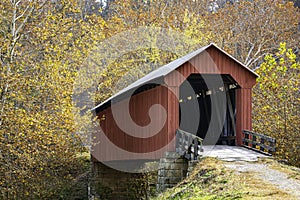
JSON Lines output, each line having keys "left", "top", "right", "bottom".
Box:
{"left": 242, "top": 130, "right": 276, "bottom": 155}
{"left": 176, "top": 129, "right": 203, "bottom": 160}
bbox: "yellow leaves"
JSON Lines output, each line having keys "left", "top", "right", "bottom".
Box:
{"left": 253, "top": 42, "right": 299, "bottom": 167}
{"left": 279, "top": 57, "right": 285, "bottom": 65}
{"left": 286, "top": 48, "right": 297, "bottom": 63}
{"left": 0, "top": 1, "right": 95, "bottom": 197}
{"left": 183, "top": 9, "right": 191, "bottom": 24}
{"left": 278, "top": 42, "right": 287, "bottom": 54}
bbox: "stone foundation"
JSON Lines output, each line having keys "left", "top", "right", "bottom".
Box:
{"left": 157, "top": 152, "right": 188, "bottom": 192}
{"left": 90, "top": 153, "right": 199, "bottom": 199}
{"left": 90, "top": 161, "right": 158, "bottom": 200}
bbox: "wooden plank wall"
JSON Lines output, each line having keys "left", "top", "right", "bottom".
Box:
{"left": 93, "top": 46, "right": 257, "bottom": 161}
{"left": 165, "top": 48, "right": 256, "bottom": 88}
{"left": 164, "top": 47, "right": 257, "bottom": 147}
{"left": 93, "top": 85, "right": 175, "bottom": 161}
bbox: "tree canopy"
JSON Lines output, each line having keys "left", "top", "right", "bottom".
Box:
{"left": 0, "top": 0, "right": 299, "bottom": 198}
{"left": 253, "top": 43, "right": 299, "bottom": 166}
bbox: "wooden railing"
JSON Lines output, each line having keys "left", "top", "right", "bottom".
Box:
{"left": 175, "top": 129, "right": 203, "bottom": 160}
{"left": 242, "top": 130, "right": 276, "bottom": 155}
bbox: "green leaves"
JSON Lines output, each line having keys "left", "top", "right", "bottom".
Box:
{"left": 253, "top": 43, "right": 300, "bottom": 167}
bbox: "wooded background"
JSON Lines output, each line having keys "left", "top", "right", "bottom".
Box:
{"left": 0, "top": 0, "right": 299, "bottom": 198}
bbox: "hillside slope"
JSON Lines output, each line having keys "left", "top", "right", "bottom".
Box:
{"left": 152, "top": 157, "right": 300, "bottom": 200}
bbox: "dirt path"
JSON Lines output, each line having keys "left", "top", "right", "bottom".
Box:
{"left": 201, "top": 146, "right": 300, "bottom": 199}
{"left": 224, "top": 161, "right": 300, "bottom": 199}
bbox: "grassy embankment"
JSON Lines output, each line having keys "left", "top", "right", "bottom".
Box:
{"left": 152, "top": 157, "right": 300, "bottom": 200}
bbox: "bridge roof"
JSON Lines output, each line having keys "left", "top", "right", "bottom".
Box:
{"left": 92, "top": 43, "right": 258, "bottom": 112}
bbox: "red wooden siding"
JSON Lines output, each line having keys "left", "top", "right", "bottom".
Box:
{"left": 93, "top": 85, "right": 175, "bottom": 161}
{"left": 165, "top": 48, "right": 256, "bottom": 88}
{"left": 93, "top": 45, "right": 257, "bottom": 162}
{"left": 236, "top": 88, "right": 253, "bottom": 145}
{"left": 164, "top": 47, "right": 256, "bottom": 147}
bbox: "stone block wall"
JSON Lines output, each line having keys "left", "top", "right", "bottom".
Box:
{"left": 91, "top": 162, "right": 144, "bottom": 200}
{"left": 157, "top": 152, "right": 188, "bottom": 192}
{"left": 90, "top": 153, "right": 198, "bottom": 199}
{"left": 90, "top": 161, "right": 158, "bottom": 200}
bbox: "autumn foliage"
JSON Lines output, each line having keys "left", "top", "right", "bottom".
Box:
{"left": 253, "top": 43, "right": 300, "bottom": 167}
{"left": 0, "top": 0, "right": 105, "bottom": 198}
{"left": 0, "top": 0, "right": 299, "bottom": 198}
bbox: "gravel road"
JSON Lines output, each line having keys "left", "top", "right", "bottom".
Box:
{"left": 224, "top": 161, "right": 300, "bottom": 199}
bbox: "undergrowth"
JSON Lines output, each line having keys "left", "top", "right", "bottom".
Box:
{"left": 153, "top": 157, "right": 243, "bottom": 200}
{"left": 153, "top": 157, "right": 297, "bottom": 200}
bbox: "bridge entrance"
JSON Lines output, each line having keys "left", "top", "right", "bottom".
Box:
{"left": 179, "top": 74, "right": 238, "bottom": 145}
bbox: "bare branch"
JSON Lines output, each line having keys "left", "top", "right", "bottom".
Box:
{"left": 244, "top": 43, "right": 255, "bottom": 65}
{"left": 15, "top": 0, "right": 21, "bottom": 7}
{"left": 15, "top": 7, "right": 34, "bottom": 37}
{"left": 14, "top": 5, "right": 30, "bottom": 22}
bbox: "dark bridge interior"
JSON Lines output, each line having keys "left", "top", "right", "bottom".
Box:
{"left": 179, "top": 74, "right": 238, "bottom": 145}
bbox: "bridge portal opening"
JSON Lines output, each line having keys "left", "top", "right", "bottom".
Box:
{"left": 179, "top": 74, "right": 239, "bottom": 145}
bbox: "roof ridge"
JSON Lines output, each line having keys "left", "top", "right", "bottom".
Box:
{"left": 91, "top": 43, "right": 257, "bottom": 112}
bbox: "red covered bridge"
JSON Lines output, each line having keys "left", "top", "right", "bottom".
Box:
{"left": 91, "top": 43, "right": 258, "bottom": 162}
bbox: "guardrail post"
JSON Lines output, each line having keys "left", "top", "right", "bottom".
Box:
{"left": 245, "top": 131, "right": 249, "bottom": 146}
{"left": 260, "top": 137, "right": 265, "bottom": 152}
{"left": 175, "top": 129, "right": 203, "bottom": 160}
{"left": 252, "top": 135, "right": 256, "bottom": 149}
{"left": 242, "top": 130, "right": 276, "bottom": 156}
